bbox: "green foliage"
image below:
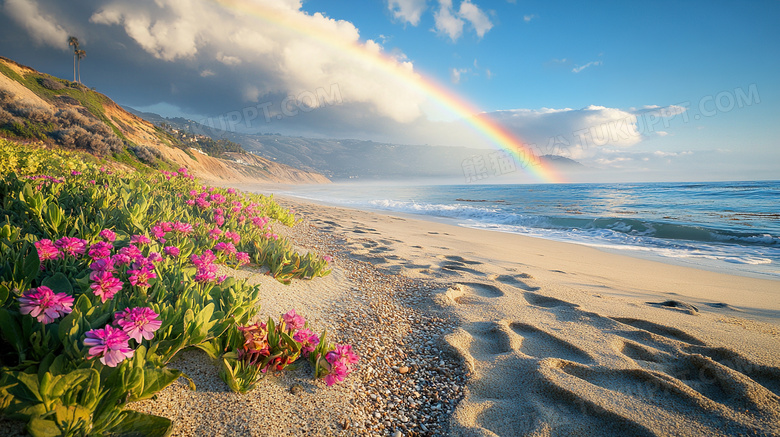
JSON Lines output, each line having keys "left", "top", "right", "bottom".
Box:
{"left": 0, "top": 139, "right": 332, "bottom": 435}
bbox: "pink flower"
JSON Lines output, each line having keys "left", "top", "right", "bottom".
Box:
{"left": 323, "top": 255, "right": 333, "bottom": 263}
{"left": 89, "top": 271, "right": 123, "bottom": 303}
{"left": 84, "top": 325, "right": 134, "bottom": 367}
{"left": 208, "top": 228, "right": 222, "bottom": 240}
{"left": 90, "top": 258, "right": 116, "bottom": 273}
{"left": 119, "top": 245, "right": 143, "bottom": 262}
{"left": 252, "top": 216, "right": 270, "bottom": 228}
{"left": 150, "top": 225, "right": 166, "bottom": 240}
{"left": 224, "top": 231, "right": 241, "bottom": 244}
{"left": 111, "top": 253, "right": 132, "bottom": 267}
{"left": 178, "top": 167, "right": 189, "bottom": 175}
{"left": 88, "top": 241, "right": 113, "bottom": 259}
{"left": 192, "top": 250, "right": 218, "bottom": 283}
{"left": 130, "top": 235, "right": 151, "bottom": 246}
{"left": 214, "top": 215, "right": 225, "bottom": 226}
{"left": 172, "top": 221, "right": 193, "bottom": 234}
{"left": 324, "top": 344, "right": 359, "bottom": 386}
{"left": 185, "top": 199, "right": 195, "bottom": 206}
{"left": 227, "top": 188, "right": 236, "bottom": 194}
{"left": 293, "top": 329, "right": 319, "bottom": 356}
{"left": 164, "top": 246, "right": 180, "bottom": 257}
{"left": 127, "top": 267, "right": 156, "bottom": 288}
{"left": 114, "top": 307, "right": 162, "bottom": 342}
{"left": 191, "top": 250, "right": 217, "bottom": 266}
{"left": 34, "top": 239, "right": 60, "bottom": 262}
{"left": 236, "top": 252, "right": 250, "bottom": 266}
{"left": 324, "top": 361, "right": 350, "bottom": 386}
{"left": 195, "top": 269, "right": 217, "bottom": 283}
{"left": 99, "top": 229, "right": 117, "bottom": 242}
{"left": 214, "top": 242, "right": 237, "bottom": 255}
{"left": 282, "top": 310, "right": 306, "bottom": 333}
{"left": 147, "top": 252, "right": 163, "bottom": 263}
{"left": 55, "top": 237, "right": 87, "bottom": 257}
{"left": 18, "top": 286, "right": 74, "bottom": 324}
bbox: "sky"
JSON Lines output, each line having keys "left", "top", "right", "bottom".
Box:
{"left": 1, "top": 0, "right": 778, "bottom": 183}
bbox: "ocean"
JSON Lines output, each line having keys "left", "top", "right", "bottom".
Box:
{"left": 279, "top": 180, "right": 780, "bottom": 280}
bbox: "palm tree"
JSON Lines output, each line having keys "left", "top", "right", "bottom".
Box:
{"left": 76, "top": 49, "right": 86, "bottom": 84}
{"left": 67, "top": 36, "right": 79, "bottom": 82}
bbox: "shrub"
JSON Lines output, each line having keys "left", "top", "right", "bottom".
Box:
{"left": 38, "top": 77, "right": 65, "bottom": 90}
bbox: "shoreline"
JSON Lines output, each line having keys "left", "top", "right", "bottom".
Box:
{"left": 250, "top": 181, "right": 780, "bottom": 283}
{"left": 272, "top": 194, "right": 780, "bottom": 325}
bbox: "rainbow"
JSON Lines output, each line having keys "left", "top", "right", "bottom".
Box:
{"left": 215, "top": 0, "right": 566, "bottom": 183}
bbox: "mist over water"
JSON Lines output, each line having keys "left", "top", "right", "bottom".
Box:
{"left": 280, "top": 180, "right": 780, "bottom": 280}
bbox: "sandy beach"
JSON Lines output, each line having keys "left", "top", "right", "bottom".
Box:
{"left": 120, "top": 193, "right": 780, "bottom": 436}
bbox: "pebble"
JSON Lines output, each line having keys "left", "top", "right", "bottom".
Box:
{"left": 398, "top": 366, "right": 410, "bottom": 374}
{"left": 289, "top": 384, "right": 304, "bottom": 395}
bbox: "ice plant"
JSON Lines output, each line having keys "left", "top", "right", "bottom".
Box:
{"left": 282, "top": 309, "right": 306, "bottom": 333}
{"left": 324, "top": 344, "right": 360, "bottom": 386}
{"left": 164, "top": 246, "right": 180, "bottom": 257}
{"left": 99, "top": 229, "right": 117, "bottom": 242}
{"left": 127, "top": 266, "right": 156, "bottom": 288}
{"left": 192, "top": 250, "right": 219, "bottom": 283}
{"left": 89, "top": 271, "right": 123, "bottom": 303}
{"left": 130, "top": 235, "right": 151, "bottom": 245}
{"left": 237, "top": 323, "right": 270, "bottom": 365}
{"left": 18, "top": 286, "right": 74, "bottom": 324}
{"left": 34, "top": 239, "right": 60, "bottom": 262}
{"left": 84, "top": 325, "right": 134, "bottom": 367}
{"left": 293, "top": 328, "right": 319, "bottom": 356}
{"left": 55, "top": 236, "right": 87, "bottom": 257}
{"left": 115, "top": 307, "right": 162, "bottom": 342}
{"left": 90, "top": 257, "right": 116, "bottom": 273}
{"left": 88, "top": 241, "right": 113, "bottom": 259}
{"left": 214, "top": 242, "right": 237, "bottom": 255}
{"left": 236, "top": 252, "right": 250, "bottom": 266}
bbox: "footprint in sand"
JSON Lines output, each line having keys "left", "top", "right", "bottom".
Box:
{"left": 445, "top": 255, "right": 482, "bottom": 265}
{"left": 441, "top": 263, "right": 484, "bottom": 276}
{"left": 494, "top": 274, "right": 540, "bottom": 291}
{"left": 510, "top": 322, "right": 594, "bottom": 364}
{"left": 446, "top": 282, "right": 504, "bottom": 305}
{"left": 466, "top": 321, "right": 517, "bottom": 357}
{"left": 610, "top": 318, "right": 780, "bottom": 407}
{"left": 549, "top": 359, "right": 779, "bottom": 435}
{"left": 524, "top": 293, "right": 579, "bottom": 310}
{"left": 611, "top": 317, "right": 705, "bottom": 346}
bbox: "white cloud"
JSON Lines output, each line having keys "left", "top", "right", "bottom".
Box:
{"left": 85, "top": 0, "right": 426, "bottom": 123}
{"left": 200, "top": 69, "right": 215, "bottom": 77}
{"left": 458, "top": 0, "right": 492, "bottom": 37}
{"left": 450, "top": 67, "right": 468, "bottom": 84}
{"left": 523, "top": 14, "right": 536, "bottom": 22}
{"left": 572, "top": 60, "right": 602, "bottom": 73}
{"left": 434, "top": 0, "right": 464, "bottom": 41}
{"left": 3, "top": 0, "right": 69, "bottom": 48}
{"left": 216, "top": 52, "right": 242, "bottom": 66}
{"left": 388, "top": 0, "right": 427, "bottom": 26}
{"left": 433, "top": 0, "right": 492, "bottom": 41}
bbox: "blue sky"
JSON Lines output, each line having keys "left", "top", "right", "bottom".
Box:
{"left": 0, "top": 0, "right": 778, "bottom": 182}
